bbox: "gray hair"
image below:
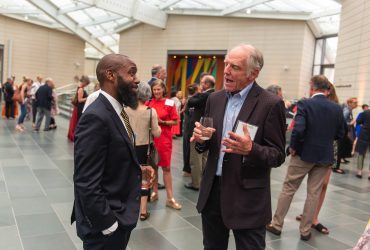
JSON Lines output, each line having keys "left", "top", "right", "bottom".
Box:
{"left": 236, "top": 44, "right": 264, "bottom": 76}
{"left": 137, "top": 82, "right": 152, "bottom": 102}
{"left": 266, "top": 84, "right": 282, "bottom": 96}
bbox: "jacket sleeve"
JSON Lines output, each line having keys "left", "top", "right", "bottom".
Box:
{"left": 73, "top": 113, "right": 116, "bottom": 231}
{"left": 290, "top": 100, "right": 306, "bottom": 152}
{"left": 247, "top": 100, "right": 286, "bottom": 168}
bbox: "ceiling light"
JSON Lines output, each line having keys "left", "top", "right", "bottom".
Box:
{"left": 246, "top": 8, "right": 251, "bottom": 14}
{"left": 24, "top": 15, "right": 29, "bottom": 20}
{"left": 169, "top": 7, "right": 174, "bottom": 11}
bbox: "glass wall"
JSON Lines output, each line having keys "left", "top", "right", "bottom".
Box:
{"left": 313, "top": 36, "right": 338, "bottom": 82}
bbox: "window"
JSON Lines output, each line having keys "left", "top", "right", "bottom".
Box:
{"left": 312, "top": 36, "right": 338, "bottom": 82}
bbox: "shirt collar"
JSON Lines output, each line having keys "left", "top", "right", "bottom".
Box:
{"left": 100, "top": 90, "right": 123, "bottom": 115}
{"left": 311, "top": 93, "right": 326, "bottom": 98}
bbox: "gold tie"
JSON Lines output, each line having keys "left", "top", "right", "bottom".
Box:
{"left": 120, "top": 108, "right": 135, "bottom": 144}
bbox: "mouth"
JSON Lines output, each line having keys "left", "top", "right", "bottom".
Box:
{"left": 224, "top": 77, "right": 234, "bottom": 84}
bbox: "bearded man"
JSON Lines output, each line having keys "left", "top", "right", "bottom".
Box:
{"left": 71, "top": 54, "right": 153, "bottom": 250}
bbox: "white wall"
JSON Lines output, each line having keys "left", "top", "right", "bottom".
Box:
{"left": 0, "top": 16, "right": 85, "bottom": 87}
{"left": 334, "top": 0, "right": 370, "bottom": 105}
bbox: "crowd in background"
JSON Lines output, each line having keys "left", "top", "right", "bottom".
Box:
{"left": 1, "top": 75, "right": 59, "bottom": 132}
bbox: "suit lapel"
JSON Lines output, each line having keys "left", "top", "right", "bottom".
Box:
{"left": 214, "top": 90, "right": 228, "bottom": 147}
{"left": 98, "top": 94, "right": 140, "bottom": 166}
{"left": 233, "top": 82, "right": 261, "bottom": 128}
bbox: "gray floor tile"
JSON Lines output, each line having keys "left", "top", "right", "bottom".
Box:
{"left": 16, "top": 212, "right": 65, "bottom": 237}
{"left": 328, "top": 226, "right": 361, "bottom": 247}
{"left": 129, "top": 227, "right": 177, "bottom": 250}
{"left": 7, "top": 185, "right": 45, "bottom": 199}
{"left": 0, "top": 180, "right": 6, "bottom": 193}
{"left": 22, "top": 232, "right": 76, "bottom": 250}
{"left": 146, "top": 209, "right": 192, "bottom": 232}
{"left": 33, "top": 169, "right": 72, "bottom": 189}
{"left": 183, "top": 215, "right": 202, "bottom": 230}
{"left": 12, "top": 197, "right": 53, "bottom": 216}
{"left": 45, "top": 187, "right": 74, "bottom": 203}
{"left": 304, "top": 231, "right": 352, "bottom": 250}
{"left": 0, "top": 206, "right": 16, "bottom": 227}
{"left": 0, "top": 225, "right": 23, "bottom": 250}
{"left": 162, "top": 227, "right": 203, "bottom": 250}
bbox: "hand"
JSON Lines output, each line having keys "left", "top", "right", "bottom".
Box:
{"left": 222, "top": 124, "right": 252, "bottom": 155}
{"left": 140, "top": 165, "right": 155, "bottom": 186}
{"left": 289, "top": 148, "right": 296, "bottom": 156}
{"left": 190, "top": 122, "right": 216, "bottom": 143}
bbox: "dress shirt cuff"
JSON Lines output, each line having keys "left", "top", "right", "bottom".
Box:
{"left": 102, "top": 221, "right": 118, "bottom": 235}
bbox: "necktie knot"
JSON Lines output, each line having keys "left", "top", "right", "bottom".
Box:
{"left": 120, "top": 108, "right": 134, "bottom": 144}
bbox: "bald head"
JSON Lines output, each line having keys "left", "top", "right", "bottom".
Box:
{"left": 96, "top": 54, "right": 132, "bottom": 85}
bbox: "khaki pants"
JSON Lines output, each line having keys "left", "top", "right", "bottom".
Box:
{"left": 272, "top": 155, "right": 330, "bottom": 236}
{"left": 189, "top": 141, "right": 208, "bottom": 188}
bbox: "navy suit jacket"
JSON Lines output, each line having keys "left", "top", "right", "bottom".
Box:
{"left": 71, "top": 94, "right": 141, "bottom": 240}
{"left": 290, "top": 94, "right": 345, "bottom": 165}
{"left": 196, "top": 83, "right": 286, "bottom": 229}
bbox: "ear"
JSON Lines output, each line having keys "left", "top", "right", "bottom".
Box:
{"left": 106, "top": 70, "right": 115, "bottom": 81}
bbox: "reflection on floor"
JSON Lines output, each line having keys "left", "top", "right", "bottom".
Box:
{"left": 0, "top": 116, "right": 369, "bottom": 250}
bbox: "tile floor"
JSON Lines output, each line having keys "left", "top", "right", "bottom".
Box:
{"left": 0, "top": 115, "right": 369, "bottom": 250}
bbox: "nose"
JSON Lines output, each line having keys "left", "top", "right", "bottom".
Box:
{"left": 224, "top": 64, "right": 231, "bottom": 74}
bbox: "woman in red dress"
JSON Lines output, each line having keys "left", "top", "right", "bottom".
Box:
{"left": 148, "top": 80, "right": 182, "bottom": 210}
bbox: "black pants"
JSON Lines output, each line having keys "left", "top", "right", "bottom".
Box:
{"left": 182, "top": 129, "right": 191, "bottom": 173}
{"left": 83, "top": 227, "right": 132, "bottom": 250}
{"left": 202, "top": 177, "right": 266, "bottom": 250}
{"left": 5, "top": 100, "right": 14, "bottom": 118}
{"left": 32, "top": 99, "right": 38, "bottom": 123}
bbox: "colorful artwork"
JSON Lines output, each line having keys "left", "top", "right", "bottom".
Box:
{"left": 166, "top": 55, "right": 225, "bottom": 96}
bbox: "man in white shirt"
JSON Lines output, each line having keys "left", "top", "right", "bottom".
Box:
{"left": 72, "top": 54, "right": 154, "bottom": 250}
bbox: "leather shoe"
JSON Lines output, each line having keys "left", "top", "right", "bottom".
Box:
{"left": 166, "top": 198, "right": 182, "bottom": 210}
{"left": 150, "top": 192, "right": 158, "bottom": 202}
{"left": 266, "top": 224, "right": 281, "bottom": 236}
{"left": 158, "top": 183, "right": 165, "bottom": 189}
{"left": 184, "top": 183, "right": 199, "bottom": 191}
{"left": 300, "top": 233, "right": 311, "bottom": 241}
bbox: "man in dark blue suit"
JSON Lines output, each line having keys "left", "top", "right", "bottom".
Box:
{"left": 71, "top": 54, "right": 154, "bottom": 250}
{"left": 266, "top": 75, "right": 345, "bottom": 241}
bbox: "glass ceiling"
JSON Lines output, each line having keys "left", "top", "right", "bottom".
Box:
{"left": 0, "top": 0, "right": 341, "bottom": 58}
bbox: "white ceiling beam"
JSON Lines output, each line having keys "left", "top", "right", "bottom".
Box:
{"left": 57, "top": 4, "right": 90, "bottom": 15}
{"left": 167, "top": 9, "right": 310, "bottom": 20}
{"left": 115, "top": 20, "right": 141, "bottom": 33}
{"left": 78, "top": 15, "right": 121, "bottom": 27}
{"left": 77, "top": 0, "right": 167, "bottom": 29}
{"left": 28, "top": 0, "right": 113, "bottom": 54}
{"left": 133, "top": 1, "right": 167, "bottom": 29}
{"left": 221, "top": 0, "right": 273, "bottom": 16}
{"left": 307, "top": 19, "right": 322, "bottom": 37}
{"left": 159, "top": 0, "right": 183, "bottom": 10}
{"left": 309, "top": 7, "right": 341, "bottom": 19}
{"left": 0, "top": 8, "right": 40, "bottom": 14}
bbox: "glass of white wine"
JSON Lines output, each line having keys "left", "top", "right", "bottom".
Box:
{"left": 200, "top": 117, "right": 213, "bottom": 140}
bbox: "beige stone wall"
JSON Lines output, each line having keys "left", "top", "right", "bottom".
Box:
{"left": 334, "top": 0, "right": 370, "bottom": 105}
{"left": 119, "top": 15, "right": 315, "bottom": 99}
{"left": 0, "top": 16, "right": 84, "bottom": 87}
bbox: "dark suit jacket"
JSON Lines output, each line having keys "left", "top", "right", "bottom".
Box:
{"left": 196, "top": 83, "right": 286, "bottom": 229}
{"left": 71, "top": 94, "right": 141, "bottom": 240}
{"left": 290, "top": 94, "right": 345, "bottom": 165}
{"left": 35, "top": 84, "right": 53, "bottom": 110}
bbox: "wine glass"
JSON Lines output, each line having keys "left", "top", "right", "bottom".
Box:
{"left": 200, "top": 117, "right": 213, "bottom": 140}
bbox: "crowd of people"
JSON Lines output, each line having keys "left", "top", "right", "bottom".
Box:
{"left": 2, "top": 44, "right": 369, "bottom": 250}
{"left": 1, "top": 75, "right": 59, "bottom": 132}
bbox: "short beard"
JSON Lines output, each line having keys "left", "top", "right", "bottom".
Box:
{"left": 117, "top": 76, "right": 138, "bottom": 109}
